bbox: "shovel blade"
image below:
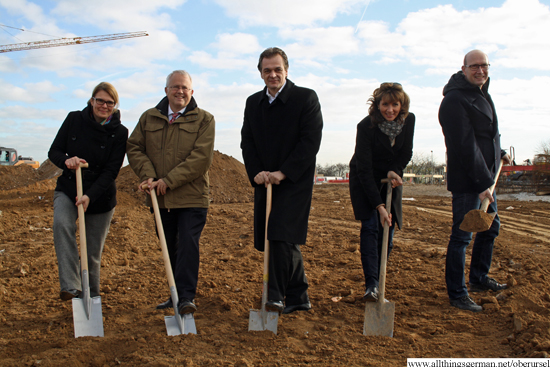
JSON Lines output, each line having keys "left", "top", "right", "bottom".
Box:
{"left": 165, "top": 313, "right": 196, "bottom": 336}
{"left": 460, "top": 210, "right": 497, "bottom": 233}
{"left": 363, "top": 300, "right": 395, "bottom": 337}
{"left": 72, "top": 296, "right": 104, "bottom": 337}
{"left": 248, "top": 309, "right": 278, "bottom": 334}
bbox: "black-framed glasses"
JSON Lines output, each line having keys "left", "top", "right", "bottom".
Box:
{"left": 92, "top": 97, "right": 115, "bottom": 107}
{"left": 465, "top": 63, "right": 490, "bottom": 71}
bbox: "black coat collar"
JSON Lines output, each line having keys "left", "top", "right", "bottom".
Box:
{"left": 258, "top": 79, "right": 295, "bottom": 105}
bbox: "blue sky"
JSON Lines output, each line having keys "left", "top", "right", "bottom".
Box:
{"left": 1, "top": 0, "right": 549, "bottom": 167}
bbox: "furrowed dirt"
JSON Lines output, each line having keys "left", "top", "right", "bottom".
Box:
{"left": 1, "top": 152, "right": 550, "bottom": 366}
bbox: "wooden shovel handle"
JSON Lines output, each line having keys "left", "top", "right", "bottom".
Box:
{"left": 261, "top": 184, "right": 272, "bottom": 311}
{"left": 378, "top": 178, "right": 392, "bottom": 303}
{"left": 142, "top": 183, "right": 178, "bottom": 290}
{"left": 480, "top": 159, "right": 504, "bottom": 213}
{"left": 76, "top": 162, "right": 89, "bottom": 271}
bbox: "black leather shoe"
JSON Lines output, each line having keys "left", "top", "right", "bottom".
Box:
{"left": 156, "top": 297, "right": 173, "bottom": 310}
{"left": 362, "top": 286, "right": 379, "bottom": 302}
{"left": 470, "top": 277, "right": 507, "bottom": 292}
{"left": 60, "top": 289, "right": 81, "bottom": 301}
{"left": 265, "top": 300, "right": 284, "bottom": 313}
{"left": 178, "top": 299, "right": 197, "bottom": 315}
{"left": 283, "top": 302, "right": 312, "bottom": 314}
{"left": 450, "top": 295, "right": 482, "bottom": 312}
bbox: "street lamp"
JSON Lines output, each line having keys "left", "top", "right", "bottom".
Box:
{"left": 431, "top": 150, "right": 434, "bottom": 184}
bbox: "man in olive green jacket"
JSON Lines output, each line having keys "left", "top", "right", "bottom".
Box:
{"left": 127, "top": 70, "right": 215, "bottom": 315}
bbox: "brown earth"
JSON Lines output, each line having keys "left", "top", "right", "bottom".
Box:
{"left": 1, "top": 152, "right": 550, "bottom": 366}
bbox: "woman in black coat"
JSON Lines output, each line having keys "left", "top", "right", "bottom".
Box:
{"left": 349, "top": 82, "right": 415, "bottom": 301}
{"left": 48, "top": 82, "right": 128, "bottom": 300}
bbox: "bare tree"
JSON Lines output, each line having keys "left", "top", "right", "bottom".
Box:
{"left": 534, "top": 140, "right": 550, "bottom": 164}
{"left": 406, "top": 152, "right": 433, "bottom": 176}
{"left": 316, "top": 163, "right": 349, "bottom": 177}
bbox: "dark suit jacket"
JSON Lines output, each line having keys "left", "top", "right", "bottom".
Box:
{"left": 439, "top": 72, "right": 503, "bottom": 193}
{"left": 241, "top": 79, "right": 323, "bottom": 250}
{"left": 349, "top": 114, "right": 415, "bottom": 228}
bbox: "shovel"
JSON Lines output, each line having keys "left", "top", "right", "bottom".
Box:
{"left": 73, "top": 162, "right": 104, "bottom": 338}
{"left": 459, "top": 159, "right": 504, "bottom": 233}
{"left": 363, "top": 178, "right": 395, "bottom": 337}
{"left": 142, "top": 184, "right": 197, "bottom": 336}
{"left": 143, "top": 183, "right": 196, "bottom": 335}
{"left": 248, "top": 183, "right": 279, "bottom": 334}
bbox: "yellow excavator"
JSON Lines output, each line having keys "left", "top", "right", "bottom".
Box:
{"left": 0, "top": 147, "right": 39, "bottom": 169}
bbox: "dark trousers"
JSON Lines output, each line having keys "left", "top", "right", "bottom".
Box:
{"left": 360, "top": 209, "right": 395, "bottom": 290}
{"left": 157, "top": 207, "right": 207, "bottom": 301}
{"left": 268, "top": 240, "right": 309, "bottom": 306}
{"left": 446, "top": 192, "right": 500, "bottom": 300}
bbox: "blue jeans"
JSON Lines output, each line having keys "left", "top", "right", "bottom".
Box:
{"left": 360, "top": 209, "right": 395, "bottom": 290}
{"left": 446, "top": 192, "right": 500, "bottom": 300}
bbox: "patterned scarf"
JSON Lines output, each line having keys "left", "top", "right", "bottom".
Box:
{"left": 100, "top": 114, "right": 113, "bottom": 126}
{"left": 378, "top": 119, "right": 404, "bottom": 143}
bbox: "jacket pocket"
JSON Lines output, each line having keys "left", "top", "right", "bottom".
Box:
{"left": 144, "top": 121, "right": 165, "bottom": 155}
{"left": 177, "top": 122, "right": 200, "bottom": 159}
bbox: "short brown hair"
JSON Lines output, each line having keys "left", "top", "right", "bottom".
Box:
{"left": 91, "top": 82, "right": 119, "bottom": 110}
{"left": 367, "top": 82, "right": 410, "bottom": 125}
{"left": 257, "top": 47, "right": 289, "bottom": 72}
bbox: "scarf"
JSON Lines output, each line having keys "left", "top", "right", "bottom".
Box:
{"left": 378, "top": 119, "right": 404, "bottom": 143}
{"left": 100, "top": 114, "right": 113, "bottom": 126}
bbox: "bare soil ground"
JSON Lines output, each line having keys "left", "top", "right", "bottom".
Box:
{"left": 1, "top": 153, "right": 550, "bottom": 366}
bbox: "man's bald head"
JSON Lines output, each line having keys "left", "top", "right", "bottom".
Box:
{"left": 463, "top": 50, "right": 488, "bottom": 66}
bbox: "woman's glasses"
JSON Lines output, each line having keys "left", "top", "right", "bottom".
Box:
{"left": 92, "top": 97, "right": 115, "bottom": 107}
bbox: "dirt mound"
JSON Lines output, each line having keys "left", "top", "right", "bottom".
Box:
{"left": 0, "top": 164, "right": 40, "bottom": 190}
{"left": 2, "top": 151, "right": 252, "bottom": 205}
{"left": 117, "top": 150, "right": 253, "bottom": 204}
{"left": 208, "top": 150, "right": 253, "bottom": 203}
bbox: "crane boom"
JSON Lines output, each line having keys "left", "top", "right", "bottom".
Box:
{"left": 0, "top": 31, "right": 148, "bottom": 53}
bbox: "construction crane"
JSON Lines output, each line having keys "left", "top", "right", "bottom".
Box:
{"left": 0, "top": 31, "right": 148, "bottom": 53}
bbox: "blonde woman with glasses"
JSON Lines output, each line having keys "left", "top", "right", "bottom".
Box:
{"left": 48, "top": 82, "right": 128, "bottom": 301}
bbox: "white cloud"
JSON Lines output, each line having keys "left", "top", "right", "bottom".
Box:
{"left": 188, "top": 33, "right": 262, "bottom": 71}
{"left": 280, "top": 26, "right": 359, "bottom": 61}
{"left": 0, "top": 80, "right": 64, "bottom": 103}
{"left": 51, "top": 0, "right": 187, "bottom": 32}
{"left": 13, "top": 30, "right": 182, "bottom": 75}
{"left": 188, "top": 50, "right": 255, "bottom": 71}
{"left": 0, "top": 105, "right": 67, "bottom": 120}
{"left": 356, "top": 0, "right": 550, "bottom": 71}
{"left": 214, "top": 0, "right": 364, "bottom": 27}
{"left": 211, "top": 33, "right": 262, "bottom": 55}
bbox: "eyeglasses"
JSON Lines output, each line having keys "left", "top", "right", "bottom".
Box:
{"left": 92, "top": 97, "right": 115, "bottom": 107}
{"left": 169, "top": 85, "right": 191, "bottom": 92}
{"left": 464, "top": 64, "right": 490, "bottom": 71}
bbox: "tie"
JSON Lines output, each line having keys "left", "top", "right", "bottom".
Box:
{"left": 169, "top": 112, "right": 180, "bottom": 124}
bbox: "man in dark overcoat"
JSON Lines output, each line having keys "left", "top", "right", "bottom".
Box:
{"left": 439, "top": 50, "right": 511, "bottom": 313}
{"left": 241, "top": 47, "right": 323, "bottom": 314}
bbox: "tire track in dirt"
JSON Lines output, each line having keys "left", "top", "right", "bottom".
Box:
{"left": 404, "top": 203, "right": 550, "bottom": 244}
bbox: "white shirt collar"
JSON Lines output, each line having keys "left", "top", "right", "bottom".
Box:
{"left": 266, "top": 80, "right": 287, "bottom": 104}
{"left": 168, "top": 105, "right": 187, "bottom": 118}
